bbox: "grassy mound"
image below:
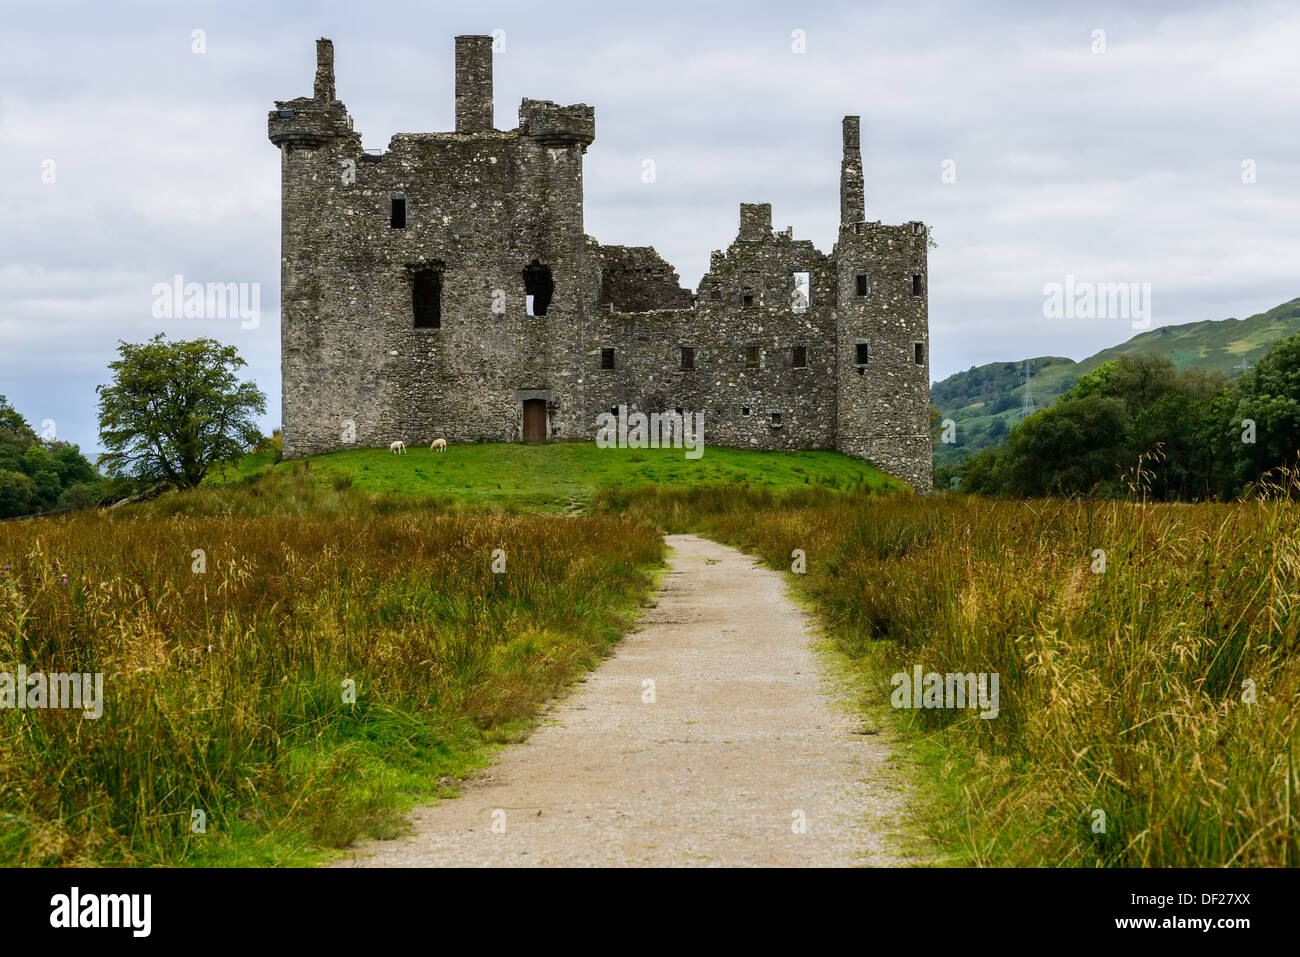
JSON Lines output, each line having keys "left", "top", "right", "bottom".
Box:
{"left": 206, "top": 439, "right": 904, "bottom": 512}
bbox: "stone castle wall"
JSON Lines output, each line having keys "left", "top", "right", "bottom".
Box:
{"left": 268, "top": 35, "right": 932, "bottom": 491}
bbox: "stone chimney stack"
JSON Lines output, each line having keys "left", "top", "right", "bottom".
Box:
{"left": 840, "top": 115, "right": 865, "bottom": 225}
{"left": 314, "top": 38, "right": 335, "bottom": 102}
{"left": 455, "top": 35, "right": 494, "bottom": 133}
{"left": 738, "top": 203, "right": 773, "bottom": 241}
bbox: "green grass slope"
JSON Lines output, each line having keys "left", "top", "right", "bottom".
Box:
{"left": 934, "top": 297, "right": 1300, "bottom": 467}
{"left": 207, "top": 440, "right": 905, "bottom": 511}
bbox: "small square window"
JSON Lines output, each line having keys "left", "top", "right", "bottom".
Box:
{"left": 855, "top": 341, "right": 870, "bottom": 365}
{"left": 912, "top": 273, "right": 923, "bottom": 296}
{"left": 792, "top": 346, "right": 807, "bottom": 368}
{"left": 770, "top": 412, "right": 782, "bottom": 427}
{"left": 742, "top": 406, "right": 751, "bottom": 416}
{"left": 680, "top": 346, "right": 695, "bottom": 371}
{"left": 610, "top": 406, "right": 618, "bottom": 416}
{"left": 745, "top": 346, "right": 760, "bottom": 369}
{"left": 601, "top": 347, "right": 615, "bottom": 370}
{"left": 743, "top": 294, "right": 755, "bottom": 308}
{"left": 855, "top": 274, "right": 869, "bottom": 297}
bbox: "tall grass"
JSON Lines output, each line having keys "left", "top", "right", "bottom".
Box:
{"left": 0, "top": 469, "right": 662, "bottom": 865}
{"left": 594, "top": 481, "right": 1300, "bottom": 867}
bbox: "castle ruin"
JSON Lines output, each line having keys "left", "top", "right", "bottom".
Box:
{"left": 268, "top": 36, "right": 932, "bottom": 490}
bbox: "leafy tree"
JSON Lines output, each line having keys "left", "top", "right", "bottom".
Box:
{"left": 1224, "top": 334, "right": 1300, "bottom": 490}
{"left": 0, "top": 470, "right": 36, "bottom": 518}
{"left": 1003, "top": 396, "right": 1131, "bottom": 495}
{"left": 23, "top": 445, "right": 62, "bottom": 511}
{"left": 57, "top": 483, "right": 101, "bottom": 511}
{"left": 0, "top": 397, "right": 102, "bottom": 516}
{"left": 1103, "top": 353, "right": 1179, "bottom": 415}
{"left": 0, "top": 403, "right": 26, "bottom": 433}
{"left": 956, "top": 444, "right": 1010, "bottom": 495}
{"left": 96, "top": 335, "right": 267, "bottom": 490}
{"left": 0, "top": 395, "right": 36, "bottom": 451}
{"left": 1064, "top": 360, "right": 1117, "bottom": 402}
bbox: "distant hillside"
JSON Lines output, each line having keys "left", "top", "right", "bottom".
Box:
{"left": 933, "top": 297, "right": 1300, "bottom": 467}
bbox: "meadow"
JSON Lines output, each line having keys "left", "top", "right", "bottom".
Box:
{"left": 4, "top": 439, "right": 1295, "bottom": 867}
{"left": 0, "top": 444, "right": 888, "bottom": 866}
{"left": 0, "top": 467, "right": 662, "bottom": 865}
{"left": 592, "top": 479, "right": 1300, "bottom": 866}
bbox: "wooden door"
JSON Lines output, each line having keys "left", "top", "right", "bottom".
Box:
{"left": 523, "top": 399, "right": 547, "bottom": 442}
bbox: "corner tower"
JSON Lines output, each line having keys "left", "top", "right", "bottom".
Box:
{"left": 832, "top": 116, "right": 932, "bottom": 491}
{"left": 269, "top": 36, "right": 597, "bottom": 459}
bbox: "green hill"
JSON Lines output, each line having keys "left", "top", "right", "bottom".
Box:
{"left": 934, "top": 297, "right": 1300, "bottom": 467}
{"left": 205, "top": 440, "right": 904, "bottom": 511}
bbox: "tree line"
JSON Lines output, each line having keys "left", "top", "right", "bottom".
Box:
{"left": 937, "top": 331, "right": 1300, "bottom": 500}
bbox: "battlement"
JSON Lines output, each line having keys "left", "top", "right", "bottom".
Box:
{"left": 268, "top": 99, "right": 351, "bottom": 149}
{"left": 519, "top": 99, "right": 595, "bottom": 150}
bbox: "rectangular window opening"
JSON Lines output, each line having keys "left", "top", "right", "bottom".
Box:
{"left": 770, "top": 412, "right": 782, "bottom": 427}
{"left": 855, "top": 274, "right": 869, "bottom": 297}
{"left": 914, "top": 342, "right": 926, "bottom": 366}
{"left": 742, "top": 406, "right": 751, "bottom": 416}
{"left": 745, "top": 346, "right": 760, "bottom": 369}
{"left": 855, "top": 341, "right": 870, "bottom": 365}
{"left": 391, "top": 197, "right": 406, "bottom": 229}
{"left": 601, "top": 347, "right": 615, "bottom": 370}
{"left": 524, "top": 261, "right": 554, "bottom": 316}
{"left": 912, "top": 273, "right": 923, "bottom": 296}
{"left": 792, "top": 345, "right": 807, "bottom": 368}
{"left": 413, "top": 268, "right": 441, "bottom": 328}
{"left": 680, "top": 346, "right": 695, "bottom": 371}
{"left": 742, "top": 293, "right": 755, "bottom": 308}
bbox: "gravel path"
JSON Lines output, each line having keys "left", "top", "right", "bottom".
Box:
{"left": 333, "top": 534, "right": 911, "bottom": 867}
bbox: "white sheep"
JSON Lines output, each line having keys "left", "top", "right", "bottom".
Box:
{"left": 389, "top": 440, "right": 406, "bottom": 454}
{"left": 430, "top": 438, "right": 447, "bottom": 452}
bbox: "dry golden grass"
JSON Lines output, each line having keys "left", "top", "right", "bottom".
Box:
{"left": 0, "top": 470, "right": 662, "bottom": 865}
{"left": 596, "top": 481, "right": 1300, "bottom": 866}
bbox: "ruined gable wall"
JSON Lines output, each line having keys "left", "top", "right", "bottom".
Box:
{"left": 581, "top": 207, "right": 837, "bottom": 451}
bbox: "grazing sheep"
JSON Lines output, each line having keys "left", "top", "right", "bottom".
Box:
{"left": 430, "top": 438, "right": 447, "bottom": 453}
{"left": 389, "top": 440, "right": 406, "bottom": 454}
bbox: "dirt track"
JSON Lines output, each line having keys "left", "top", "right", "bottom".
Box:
{"left": 334, "top": 534, "right": 910, "bottom": 867}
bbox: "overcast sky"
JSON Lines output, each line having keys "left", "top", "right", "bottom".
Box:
{"left": 2, "top": 0, "right": 1298, "bottom": 452}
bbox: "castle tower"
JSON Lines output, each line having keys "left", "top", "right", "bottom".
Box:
{"left": 269, "top": 36, "right": 596, "bottom": 459}
{"left": 267, "top": 38, "right": 362, "bottom": 460}
{"left": 832, "top": 116, "right": 932, "bottom": 491}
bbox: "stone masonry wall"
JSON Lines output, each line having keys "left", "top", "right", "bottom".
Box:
{"left": 268, "top": 37, "right": 932, "bottom": 490}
